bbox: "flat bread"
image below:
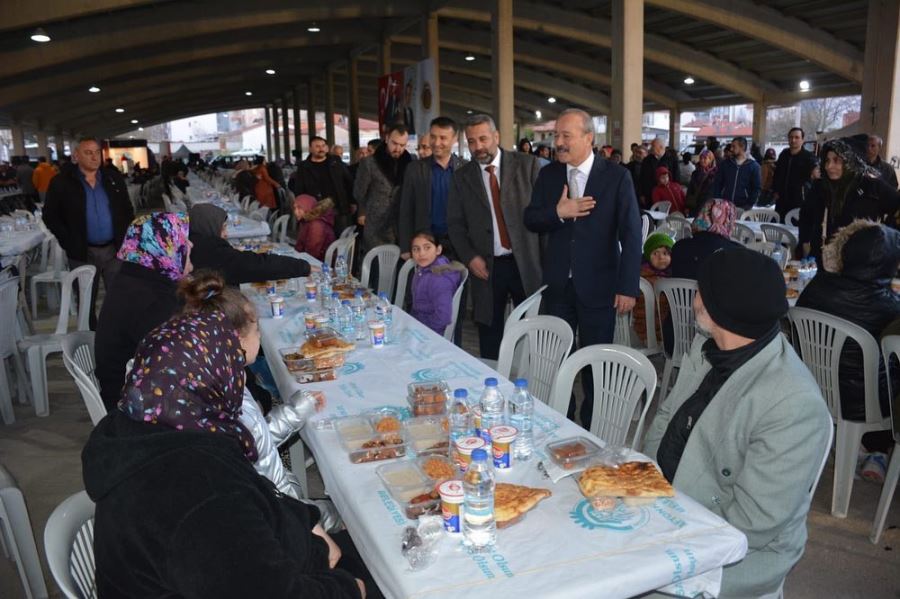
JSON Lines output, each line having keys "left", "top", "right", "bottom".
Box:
{"left": 494, "top": 483, "right": 551, "bottom": 525}
{"left": 578, "top": 461, "right": 674, "bottom": 499}
{"left": 300, "top": 337, "right": 354, "bottom": 359}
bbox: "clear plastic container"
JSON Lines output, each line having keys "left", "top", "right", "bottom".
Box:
{"left": 417, "top": 455, "right": 456, "bottom": 483}
{"left": 279, "top": 347, "right": 346, "bottom": 372}
{"left": 545, "top": 436, "right": 603, "bottom": 470}
{"left": 375, "top": 462, "right": 440, "bottom": 519}
{"left": 407, "top": 382, "right": 450, "bottom": 416}
{"left": 292, "top": 368, "right": 338, "bottom": 384}
{"left": 347, "top": 432, "right": 407, "bottom": 464}
{"left": 404, "top": 416, "right": 449, "bottom": 455}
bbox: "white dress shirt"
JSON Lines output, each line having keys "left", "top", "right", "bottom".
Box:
{"left": 480, "top": 149, "right": 512, "bottom": 257}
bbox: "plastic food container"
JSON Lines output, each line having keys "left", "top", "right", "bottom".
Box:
{"left": 454, "top": 436, "right": 486, "bottom": 473}
{"left": 546, "top": 436, "right": 603, "bottom": 470}
{"left": 279, "top": 348, "right": 346, "bottom": 372}
{"left": 489, "top": 425, "right": 518, "bottom": 470}
{"left": 438, "top": 480, "right": 464, "bottom": 533}
{"left": 417, "top": 455, "right": 456, "bottom": 483}
{"left": 406, "top": 382, "right": 450, "bottom": 416}
{"left": 292, "top": 368, "right": 338, "bottom": 384}
{"left": 376, "top": 461, "right": 431, "bottom": 492}
{"left": 405, "top": 416, "right": 448, "bottom": 455}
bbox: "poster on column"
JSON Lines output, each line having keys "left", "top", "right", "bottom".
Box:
{"left": 377, "top": 58, "right": 437, "bottom": 141}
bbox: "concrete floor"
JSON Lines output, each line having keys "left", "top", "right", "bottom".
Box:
{"left": 0, "top": 315, "right": 899, "bottom": 598}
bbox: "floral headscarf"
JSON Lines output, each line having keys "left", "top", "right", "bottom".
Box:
{"left": 116, "top": 212, "right": 190, "bottom": 281}
{"left": 118, "top": 310, "right": 258, "bottom": 462}
{"left": 692, "top": 199, "right": 737, "bottom": 237}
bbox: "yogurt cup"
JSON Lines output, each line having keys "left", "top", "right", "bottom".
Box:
{"left": 438, "top": 480, "right": 464, "bottom": 533}
{"left": 304, "top": 312, "right": 319, "bottom": 333}
{"left": 369, "top": 321, "right": 386, "bottom": 348}
{"left": 304, "top": 281, "right": 318, "bottom": 302}
{"left": 315, "top": 314, "right": 331, "bottom": 330}
{"left": 489, "top": 425, "right": 518, "bottom": 469}
{"left": 269, "top": 295, "right": 285, "bottom": 319}
{"left": 266, "top": 280, "right": 278, "bottom": 295}
{"left": 454, "top": 436, "right": 486, "bottom": 473}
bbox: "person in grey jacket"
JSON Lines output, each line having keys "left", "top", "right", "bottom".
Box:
{"left": 643, "top": 248, "right": 831, "bottom": 597}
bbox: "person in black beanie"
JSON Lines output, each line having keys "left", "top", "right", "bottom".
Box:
{"left": 644, "top": 248, "right": 831, "bottom": 597}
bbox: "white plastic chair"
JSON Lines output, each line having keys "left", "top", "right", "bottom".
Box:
{"left": 747, "top": 241, "right": 789, "bottom": 269}
{"left": 616, "top": 277, "right": 661, "bottom": 357}
{"left": 61, "top": 332, "right": 105, "bottom": 426}
{"left": 240, "top": 195, "right": 253, "bottom": 213}
{"left": 649, "top": 200, "right": 671, "bottom": 215}
{"left": 496, "top": 315, "right": 573, "bottom": 404}
{"left": 271, "top": 214, "right": 290, "bottom": 243}
{"left": 505, "top": 285, "right": 547, "bottom": 331}
{"left": 248, "top": 206, "right": 269, "bottom": 222}
{"left": 0, "top": 466, "right": 48, "bottom": 599}
{"left": 18, "top": 265, "right": 96, "bottom": 418}
{"left": 247, "top": 200, "right": 260, "bottom": 213}
{"left": 655, "top": 278, "right": 698, "bottom": 405}
{"left": 549, "top": 344, "right": 658, "bottom": 449}
{"left": 784, "top": 207, "right": 801, "bottom": 227}
{"left": 44, "top": 490, "right": 96, "bottom": 599}
{"left": 871, "top": 335, "right": 900, "bottom": 543}
{"left": 30, "top": 237, "right": 67, "bottom": 319}
{"left": 788, "top": 307, "right": 891, "bottom": 518}
{"left": 323, "top": 234, "right": 356, "bottom": 272}
{"left": 641, "top": 214, "right": 651, "bottom": 246}
{"left": 442, "top": 264, "right": 469, "bottom": 344}
{"left": 760, "top": 223, "right": 798, "bottom": 252}
{"left": 0, "top": 276, "right": 31, "bottom": 424}
{"left": 339, "top": 225, "right": 357, "bottom": 240}
{"left": 360, "top": 244, "right": 401, "bottom": 296}
{"left": 739, "top": 208, "right": 779, "bottom": 223}
{"left": 393, "top": 259, "right": 415, "bottom": 309}
{"left": 730, "top": 221, "right": 756, "bottom": 246}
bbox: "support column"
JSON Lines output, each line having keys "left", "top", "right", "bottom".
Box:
{"left": 492, "top": 0, "right": 514, "bottom": 149}
{"left": 348, "top": 56, "right": 360, "bottom": 154}
{"left": 293, "top": 86, "right": 303, "bottom": 162}
{"left": 609, "top": 0, "right": 644, "bottom": 154}
{"left": 54, "top": 129, "right": 65, "bottom": 160}
{"left": 264, "top": 107, "right": 273, "bottom": 161}
{"left": 380, "top": 38, "right": 392, "bottom": 76}
{"left": 325, "top": 68, "right": 336, "bottom": 147}
{"left": 423, "top": 12, "right": 440, "bottom": 114}
{"left": 307, "top": 82, "right": 317, "bottom": 144}
{"left": 861, "top": 0, "right": 900, "bottom": 159}
{"left": 272, "top": 102, "right": 281, "bottom": 160}
{"left": 36, "top": 130, "right": 49, "bottom": 159}
{"left": 11, "top": 122, "right": 25, "bottom": 157}
{"left": 668, "top": 109, "right": 680, "bottom": 150}
{"left": 752, "top": 101, "right": 767, "bottom": 150}
{"left": 282, "top": 93, "right": 291, "bottom": 162}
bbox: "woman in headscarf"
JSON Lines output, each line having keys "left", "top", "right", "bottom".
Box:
{"left": 188, "top": 203, "right": 310, "bottom": 286}
{"left": 82, "top": 277, "right": 372, "bottom": 598}
{"left": 800, "top": 138, "right": 900, "bottom": 261}
{"left": 685, "top": 148, "right": 718, "bottom": 216}
{"left": 293, "top": 193, "right": 336, "bottom": 261}
{"left": 760, "top": 147, "right": 777, "bottom": 203}
{"left": 95, "top": 212, "right": 192, "bottom": 411}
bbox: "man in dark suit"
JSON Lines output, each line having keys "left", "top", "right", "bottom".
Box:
{"left": 397, "top": 117, "right": 466, "bottom": 258}
{"left": 448, "top": 114, "right": 543, "bottom": 359}
{"left": 524, "top": 108, "right": 642, "bottom": 429}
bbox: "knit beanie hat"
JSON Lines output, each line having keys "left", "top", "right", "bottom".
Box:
{"left": 697, "top": 248, "right": 788, "bottom": 339}
{"left": 643, "top": 232, "right": 674, "bottom": 261}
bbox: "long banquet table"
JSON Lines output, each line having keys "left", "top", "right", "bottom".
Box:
{"left": 251, "top": 256, "right": 748, "bottom": 599}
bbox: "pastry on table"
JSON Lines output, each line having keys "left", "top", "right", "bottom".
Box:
{"left": 578, "top": 461, "right": 674, "bottom": 509}
{"left": 493, "top": 483, "right": 552, "bottom": 528}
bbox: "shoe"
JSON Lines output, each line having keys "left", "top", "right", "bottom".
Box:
{"left": 861, "top": 453, "right": 888, "bottom": 484}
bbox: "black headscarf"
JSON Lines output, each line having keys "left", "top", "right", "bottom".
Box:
{"left": 189, "top": 204, "right": 228, "bottom": 239}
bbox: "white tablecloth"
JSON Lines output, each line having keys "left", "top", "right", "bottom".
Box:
{"left": 0, "top": 229, "right": 44, "bottom": 257}
{"left": 253, "top": 272, "right": 748, "bottom": 599}
{"left": 226, "top": 219, "right": 270, "bottom": 240}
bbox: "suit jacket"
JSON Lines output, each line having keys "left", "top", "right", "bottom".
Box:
{"left": 643, "top": 333, "right": 831, "bottom": 597}
{"left": 524, "top": 157, "right": 641, "bottom": 308}
{"left": 447, "top": 150, "right": 542, "bottom": 326}
{"left": 397, "top": 154, "right": 467, "bottom": 252}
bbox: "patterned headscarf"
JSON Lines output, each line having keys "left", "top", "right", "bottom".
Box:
{"left": 821, "top": 138, "right": 875, "bottom": 178}
{"left": 692, "top": 199, "right": 737, "bottom": 237}
{"left": 117, "top": 212, "right": 190, "bottom": 281}
{"left": 118, "top": 311, "right": 258, "bottom": 462}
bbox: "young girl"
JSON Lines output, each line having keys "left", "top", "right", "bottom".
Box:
{"left": 632, "top": 232, "right": 673, "bottom": 346}
{"left": 293, "top": 194, "right": 336, "bottom": 261}
{"left": 651, "top": 166, "right": 686, "bottom": 214}
{"left": 409, "top": 231, "right": 463, "bottom": 335}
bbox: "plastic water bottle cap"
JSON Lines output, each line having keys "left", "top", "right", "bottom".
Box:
{"left": 355, "top": 289, "right": 363, "bottom": 296}
{"left": 332, "top": 292, "right": 340, "bottom": 298}
{"left": 514, "top": 378, "right": 527, "bottom": 388}
{"left": 470, "top": 448, "right": 488, "bottom": 462}
{"left": 454, "top": 388, "right": 468, "bottom": 398}
{"left": 341, "top": 300, "right": 351, "bottom": 305}
{"left": 378, "top": 292, "right": 388, "bottom": 299}
{"left": 484, "top": 377, "right": 498, "bottom": 387}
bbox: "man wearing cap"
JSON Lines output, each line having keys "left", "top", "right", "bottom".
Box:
{"left": 643, "top": 248, "right": 831, "bottom": 597}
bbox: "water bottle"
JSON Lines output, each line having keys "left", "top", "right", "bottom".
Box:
{"left": 352, "top": 289, "right": 367, "bottom": 340}
{"left": 335, "top": 255, "right": 348, "bottom": 282}
{"left": 319, "top": 273, "right": 332, "bottom": 307}
{"left": 508, "top": 378, "right": 534, "bottom": 461}
{"left": 328, "top": 292, "right": 341, "bottom": 327}
{"left": 771, "top": 245, "right": 784, "bottom": 269}
{"left": 479, "top": 378, "right": 505, "bottom": 446}
{"left": 462, "top": 448, "right": 496, "bottom": 551}
{"left": 375, "top": 292, "right": 394, "bottom": 342}
{"left": 338, "top": 300, "right": 354, "bottom": 338}
{"left": 321, "top": 264, "right": 331, "bottom": 281}
{"left": 449, "top": 389, "right": 473, "bottom": 467}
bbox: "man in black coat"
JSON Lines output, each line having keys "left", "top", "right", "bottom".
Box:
{"left": 638, "top": 138, "right": 677, "bottom": 208}
{"left": 43, "top": 136, "right": 134, "bottom": 328}
{"left": 866, "top": 135, "right": 899, "bottom": 190}
{"left": 772, "top": 127, "right": 817, "bottom": 218}
{"left": 291, "top": 136, "right": 355, "bottom": 234}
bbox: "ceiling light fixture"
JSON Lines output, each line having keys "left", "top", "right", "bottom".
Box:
{"left": 465, "top": 55, "right": 476, "bottom": 62}
{"left": 245, "top": 91, "right": 253, "bottom": 96}
{"left": 30, "top": 27, "right": 50, "bottom": 43}
{"left": 88, "top": 86, "right": 101, "bottom": 93}
{"left": 547, "top": 97, "right": 557, "bottom": 104}
{"left": 307, "top": 24, "right": 321, "bottom": 33}
{"left": 130, "top": 119, "right": 138, "bottom": 124}
{"left": 799, "top": 80, "right": 810, "bottom": 92}
{"left": 265, "top": 69, "right": 276, "bottom": 75}
{"left": 115, "top": 108, "right": 125, "bottom": 113}
{"left": 138, "top": 127, "right": 144, "bottom": 131}
{"left": 535, "top": 110, "right": 542, "bottom": 119}
{"left": 684, "top": 76, "right": 695, "bottom": 85}
{"left": 466, "top": 110, "right": 473, "bottom": 114}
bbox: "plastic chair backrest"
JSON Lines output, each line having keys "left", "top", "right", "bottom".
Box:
{"left": 360, "top": 244, "right": 401, "bottom": 296}
{"left": 655, "top": 278, "right": 697, "bottom": 364}
{"left": 272, "top": 214, "right": 290, "bottom": 243}
{"left": 784, "top": 207, "right": 801, "bottom": 227}
{"left": 393, "top": 259, "right": 416, "bottom": 309}
{"left": 49, "top": 238, "right": 66, "bottom": 276}
{"left": 650, "top": 201, "right": 671, "bottom": 214}
{"left": 61, "top": 332, "right": 105, "bottom": 426}
{"left": 248, "top": 200, "right": 260, "bottom": 212}
{"left": 880, "top": 335, "right": 900, "bottom": 443}
{"left": 55, "top": 266, "right": 97, "bottom": 336}
{"left": 740, "top": 208, "right": 779, "bottom": 223}
{"left": 44, "top": 490, "right": 96, "bottom": 599}
{"left": 731, "top": 222, "right": 756, "bottom": 245}
{"left": 759, "top": 223, "right": 798, "bottom": 249}
{"left": 549, "top": 344, "right": 658, "bottom": 449}
{"left": 161, "top": 193, "right": 174, "bottom": 212}
{"left": 641, "top": 214, "right": 651, "bottom": 245}
{"left": 811, "top": 418, "right": 835, "bottom": 500}
{"left": 504, "top": 284, "right": 547, "bottom": 333}
{"left": 249, "top": 207, "right": 269, "bottom": 222}
{"left": 0, "top": 465, "right": 49, "bottom": 599}
{"left": 497, "top": 315, "right": 573, "bottom": 404}
{"left": 323, "top": 236, "right": 353, "bottom": 270}
{"left": 339, "top": 225, "right": 357, "bottom": 239}
{"left": 789, "top": 307, "right": 882, "bottom": 425}
{"left": 0, "top": 277, "right": 20, "bottom": 359}
{"left": 442, "top": 265, "right": 469, "bottom": 342}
